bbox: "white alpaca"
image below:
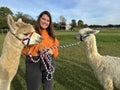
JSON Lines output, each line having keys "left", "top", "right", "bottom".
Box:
{"left": 0, "top": 15, "right": 42, "bottom": 90}
{"left": 76, "top": 28, "right": 120, "bottom": 90}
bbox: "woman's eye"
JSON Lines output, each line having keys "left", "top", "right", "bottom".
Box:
{"left": 41, "top": 18, "right": 50, "bottom": 22}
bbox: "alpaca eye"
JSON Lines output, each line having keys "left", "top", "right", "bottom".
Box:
{"left": 86, "top": 31, "right": 92, "bottom": 34}
{"left": 24, "top": 34, "right": 29, "bottom": 36}
{"left": 86, "top": 32, "right": 90, "bottom": 34}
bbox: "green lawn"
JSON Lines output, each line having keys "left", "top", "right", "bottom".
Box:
{"left": 0, "top": 28, "right": 120, "bottom": 90}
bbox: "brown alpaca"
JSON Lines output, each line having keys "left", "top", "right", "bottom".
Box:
{"left": 0, "top": 15, "right": 42, "bottom": 90}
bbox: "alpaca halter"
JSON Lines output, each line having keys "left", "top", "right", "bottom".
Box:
{"left": 22, "top": 32, "right": 34, "bottom": 45}
{"left": 80, "top": 31, "right": 96, "bottom": 41}
{"left": 10, "top": 31, "right": 34, "bottom": 45}
{"left": 80, "top": 34, "right": 90, "bottom": 41}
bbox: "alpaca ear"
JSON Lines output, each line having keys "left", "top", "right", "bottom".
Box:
{"left": 94, "top": 30, "right": 100, "bottom": 34}
{"left": 87, "top": 30, "right": 99, "bottom": 34}
{"left": 17, "top": 18, "right": 23, "bottom": 22}
{"left": 7, "top": 14, "right": 16, "bottom": 34}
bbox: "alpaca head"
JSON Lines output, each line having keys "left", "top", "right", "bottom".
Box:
{"left": 75, "top": 28, "right": 99, "bottom": 42}
{"left": 7, "top": 14, "right": 42, "bottom": 45}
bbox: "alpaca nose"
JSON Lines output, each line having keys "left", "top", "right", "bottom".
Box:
{"left": 39, "top": 36, "right": 43, "bottom": 41}
{"left": 36, "top": 37, "right": 42, "bottom": 43}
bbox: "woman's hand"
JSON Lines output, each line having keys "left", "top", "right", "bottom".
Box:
{"left": 46, "top": 48, "right": 53, "bottom": 55}
{"left": 39, "top": 47, "right": 53, "bottom": 55}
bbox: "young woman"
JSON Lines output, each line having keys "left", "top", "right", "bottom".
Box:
{"left": 22, "top": 11, "right": 59, "bottom": 90}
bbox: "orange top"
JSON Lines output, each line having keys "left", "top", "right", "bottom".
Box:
{"left": 22, "top": 29, "right": 59, "bottom": 58}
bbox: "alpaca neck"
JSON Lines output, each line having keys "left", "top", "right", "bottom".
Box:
{"left": 86, "top": 35, "right": 98, "bottom": 55}
{"left": 85, "top": 35, "right": 101, "bottom": 66}
{"left": 0, "top": 32, "right": 24, "bottom": 63}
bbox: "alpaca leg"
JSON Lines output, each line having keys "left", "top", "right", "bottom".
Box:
{"left": 103, "top": 76, "right": 113, "bottom": 90}
{"left": 7, "top": 82, "right": 11, "bottom": 90}
{"left": 0, "top": 80, "right": 11, "bottom": 90}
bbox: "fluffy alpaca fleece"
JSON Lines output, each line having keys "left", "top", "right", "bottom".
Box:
{"left": 0, "top": 15, "right": 42, "bottom": 90}
{"left": 76, "top": 28, "right": 120, "bottom": 90}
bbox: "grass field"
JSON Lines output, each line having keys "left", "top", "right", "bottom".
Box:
{"left": 0, "top": 28, "right": 120, "bottom": 90}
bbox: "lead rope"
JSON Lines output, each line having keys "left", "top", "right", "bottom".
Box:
{"left": 28, "top": 41, "right": 81, "bottom": 63}
{"left": 28, "top": 41, "right": 81, "bottom": 80}
{"left": 50, "top": 41, "right": 80, "bottom": 49}
{"left": 40, "top": 53, "right": 55, "bottom": 80}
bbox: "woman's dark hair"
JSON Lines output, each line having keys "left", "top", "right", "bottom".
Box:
{"left": 35, "top": 11, "right": 55, "bottom": 40}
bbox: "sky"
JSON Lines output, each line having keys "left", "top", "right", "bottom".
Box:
{"left": 0, "top": 0, "right": 120, "bottom": 25}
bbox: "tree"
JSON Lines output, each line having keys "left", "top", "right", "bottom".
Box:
{"left": 59, "top": 16, "right": 66, "bottom": 24}
{"left": 71, "top": 19, "right": 76, "bottom": 28}
{"left": 53, "top": 22, "right": 59, "bottom": 30}
{"left": 78, "top": 20, "right": 84, "bottom": 28}
{"left": 0, "top": 7, "right": 13, "bottom": 17}
{"left": 0, "top": 7, "right": 13, "bottom": 29}
{"left": 14, "top": 12, "right": 36, "bottom": 25}
{"left": 59, "top": 16, "right": 66, "bottom": 30}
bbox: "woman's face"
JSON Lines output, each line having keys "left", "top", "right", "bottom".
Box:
{"left": 40, "top": 14, "right": 50, "bottom": 29}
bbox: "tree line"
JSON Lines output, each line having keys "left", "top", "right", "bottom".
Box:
{"left": 0, "top": 6, "right": 120, "bottom": 31}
